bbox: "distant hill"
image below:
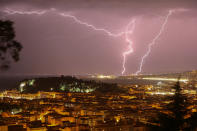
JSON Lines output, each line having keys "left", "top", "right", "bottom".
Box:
{"left": 16, "top": 76, "right": 127, "bottom": 94}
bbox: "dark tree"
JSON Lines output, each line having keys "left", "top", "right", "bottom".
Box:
{"left": 159, "top": 81, "right": 187, "bottom": 131}
{"left": 151, "top": 80, "right": 197, "bottom": 131}
{"left": 0, "top": 20, "right": 22, "bottom": 69}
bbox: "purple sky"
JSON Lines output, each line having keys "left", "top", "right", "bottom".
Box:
{"left": 0, "top": 0, "right": 197, "bottom": 75}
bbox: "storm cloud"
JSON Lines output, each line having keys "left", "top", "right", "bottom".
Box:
{"left": 1, "top": 0, "right": 197, "bottom": 17}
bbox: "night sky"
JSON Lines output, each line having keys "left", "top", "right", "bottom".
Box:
{"left": 0, "top": 0, "right": 197, "bottom": 75}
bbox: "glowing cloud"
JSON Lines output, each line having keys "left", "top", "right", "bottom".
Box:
{"left": 122, "top": 19, "right": 136, "bottom": 75}
{"left": 2, "top": 8, "right": 187, "bottom": 75}
{"left": 135, "top": 10, "right": 173, "bottom": 75}
{"left": 135, "top": 9, "right": 188, "bottom": 75}
{"left": 2, "top": 8, "right": 136, "bottom": 75}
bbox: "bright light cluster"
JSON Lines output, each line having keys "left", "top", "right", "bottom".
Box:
{"left": 142, "top": 77, "right": 188, "bottom": 82}
{"left": 97, "top": 75, "right": 114, "bottom": 79}
{"left": 146, "top": 91, "right": 175, "bottom": 95}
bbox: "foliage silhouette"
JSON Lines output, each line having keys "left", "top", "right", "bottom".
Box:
{"left": 150, "top": 80, "right": 197, "bottom": 131}
{"left": 0, "top": 20, "right": 22, "bottom": 69}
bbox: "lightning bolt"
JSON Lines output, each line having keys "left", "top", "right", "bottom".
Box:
{"left": 3, "top": 8, "right": 47, "bottom": 15}
{"left": 2, "top": 8, "right": 136, "bottom": 75}
{"left": 3, "top": 8, "right": 126, "bottom": 37}
{"left": 59, "top": 13, "right": 126, "bottom": 37}
{"left": 122, "top": 19, "right": 136, "bottom": 75}
{"left": 135, "top": 10, "right": 173, "bottom": 75}
{"left": 1, "top": 8, "right": 188, "bottom": 75}
{"left": 60, "top": 13, "right": 136, "bottom": 75}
